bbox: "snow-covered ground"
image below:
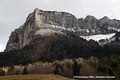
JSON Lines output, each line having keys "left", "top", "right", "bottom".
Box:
{"left": 80, "top": 33, "right": 115, "bottom": 41}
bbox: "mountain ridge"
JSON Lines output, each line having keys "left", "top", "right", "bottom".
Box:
{"left": 0, "top": 8, "right": 120, "bottom": 66}
{"left": 5, "top": 8, "right": 120, "bottom": 52}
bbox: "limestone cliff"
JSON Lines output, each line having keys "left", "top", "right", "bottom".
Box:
{"left": 2, "top": 8, "right": 120, "bottom": 65}
{"left": 4, "top": 8, "right": 78, "bottom": 52}
{"left": 5, "top": 8, "right": 120, "bottom": 52}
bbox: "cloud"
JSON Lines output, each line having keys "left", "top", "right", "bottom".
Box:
{"left": 0, "top": 0, "right": 120, "bottom": 52}
{"left": 0, "top": 43, "right": 5, "bottom": 52}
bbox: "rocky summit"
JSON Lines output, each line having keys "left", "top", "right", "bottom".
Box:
{"left": 5, "top": 8, "right": 77, "bottom": 52}
{"left": 5, "top": 8, "right": 120, "bottom": 52}
{"left": 1, "top": 8, "right": 120, "bottom": 66}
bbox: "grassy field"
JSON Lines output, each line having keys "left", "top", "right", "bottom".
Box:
{"left": 0, "top": 74, "right": 74, "bottom": 80}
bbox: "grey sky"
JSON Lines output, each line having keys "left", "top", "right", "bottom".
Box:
{"left": 0, "top": 0, "right": 120, "bottom": 52}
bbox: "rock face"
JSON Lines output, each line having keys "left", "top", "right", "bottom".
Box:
{"left": 2, "top": 8, "right": 120, "bottom": 66}
{"left": 5, "top": 8, "right": 120, "bottom": 52}
{"left": 5, "top": 8, "right": 77, "bottom": 52}
{"left": 78, "top": 16, "right": 120, "bottom": 35}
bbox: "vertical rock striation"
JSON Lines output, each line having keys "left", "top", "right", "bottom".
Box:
{"left": 5, "top": 8, "right": 120, "bottom": 52}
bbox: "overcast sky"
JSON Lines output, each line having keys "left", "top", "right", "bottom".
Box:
{"left": 0, "top": 0, "right": 120, "bottom": 52}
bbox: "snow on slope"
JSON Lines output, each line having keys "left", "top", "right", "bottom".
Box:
{"left": 49, "top": 24, "right": 76, "bottom": 32}
{"left": 80, "top": 33, "right": 115, "bottom": 41}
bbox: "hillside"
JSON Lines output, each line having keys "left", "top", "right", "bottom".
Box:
{"left": 0, "top": 74, "right": 74, "bottom": 80}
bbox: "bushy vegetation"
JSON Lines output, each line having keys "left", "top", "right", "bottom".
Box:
{"left": 72, "top": 59, "right": 81, "bottom": 76}
{"left": 96, "top": 55, "right": 120, "bottom": 80}
{"left": 0, "top": 69, "right": 5, "bottom": 76}
{"left": 0, "top": 55, "right": 120, "bottom": 80}
{"left": 0, "top": 58, "right": 82, "bottom": 77}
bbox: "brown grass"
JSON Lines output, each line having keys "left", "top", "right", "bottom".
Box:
{"left": 0, "top": 74, "right": 74, "bottom": 80}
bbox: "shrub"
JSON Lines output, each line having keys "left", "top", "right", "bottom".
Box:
{"left": 16, "top": 70, "right": 19, "bottom": 75}
{"left": 0, "top": 69, "right": 5, "bottom": 76}
{"left": 72, "top": 59, "right": 81, "bottom": 76}
{"left": 9, "top": 63, "right": 15, "bottom": 71}
{"left": 53, "top": 61, "right": 64, "bottom": 75}
{"left": 53, "top": 65, "right": 60, "bottom": 75}
{"left": 64, "top": 59, "right": 73, "bottom": 70}
{"left": 22, "top": 67, "right": 28, "bottom": 74}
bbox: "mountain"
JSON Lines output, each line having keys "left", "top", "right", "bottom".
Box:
{"left": 5, "top": 8, "right": 77, "bottom": 52}
{"left": 1, "top": 8, "right": 120, "bottom": 66}
{"left": 5, "top": 8, "right": 120, "bottom": 52}
{"left": 77, "top": 15, "right": 120, "bottom": 35}
{"left": 99, "top": 32, "right": 120, "bottom": 45}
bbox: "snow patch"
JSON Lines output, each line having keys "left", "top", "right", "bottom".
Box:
{"left": 54, "top": 12, "right": 62, "bottom": 15}
{"left": 86, "top": 29, "right": 89, "bottom": 33}
{"left": 80, "top": 33, "right": 115, "bottom": 41}
{"left": 49, "top": 25, "right": 76, "bottom": 32}
{"left": 108, "top": 27, "right": 120, "bottom": 32}
{"left": 98, "top": 37, "right": 116, "bottom": 45}
{"left": 77, "top": 29, "right": 90, "bottom": 33}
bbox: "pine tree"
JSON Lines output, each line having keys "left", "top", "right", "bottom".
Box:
{"left": 72, "top": 59, "right": 81, "bottom": 76}
{"left": 22, "top": 67, "right": 28, "bottom": 74}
